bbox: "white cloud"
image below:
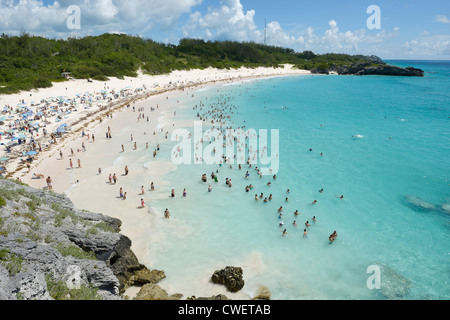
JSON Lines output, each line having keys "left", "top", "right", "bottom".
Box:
{"left": 0, "top": 0, "right": 203, "bottom": 38}
{"left": 187, "top": 0, "right": 259, "bottom": 42}
{"left": 403, "top": 35, "right": 450, "bottom": 57}
{"left": 183, "top": 0, "right": 401, "bottom": 56}
{"left": 435, "top": 15, "right": 450, "bottom": 24}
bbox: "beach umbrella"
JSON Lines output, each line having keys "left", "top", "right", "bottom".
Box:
{"left": 26, "top": 151, "right": 37, "bottom": 156}
{"left": 0, "top": 157, "right": 9, "bottom": 162}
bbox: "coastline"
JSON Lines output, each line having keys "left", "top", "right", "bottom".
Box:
{"left": 3, "top": 65, "right": 311, "bottom": 299}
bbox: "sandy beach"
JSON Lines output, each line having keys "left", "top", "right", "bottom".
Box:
{"left": 0, "top": 64, "right": 310, "bottom": 298}
{"left": 0, "top": 65, "right": 308, "bottom": 179}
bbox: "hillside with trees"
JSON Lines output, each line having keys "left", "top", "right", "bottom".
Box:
{"left": 0, "top": 33, "right": 422, "bottom": 94}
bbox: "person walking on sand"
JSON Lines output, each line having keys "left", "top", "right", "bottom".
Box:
{"left": 141, "top": 198, "right": 145, "bottom": 208}
{"left": 125, "top": 165, "right": 129, "bottom": 175}
{"left": 77, "top": 159, "right": 81, "bottom": 168}
{"left": 46, "top": 176, "right": 53, "bottom": 190}
{"left": 113, "top": 174, "right": 118, "bottom": 184}
{"left": 164, "top": 208, "right": 170, "bottom": 219}
{"left": 69, "top": 159, "right": 73, "bottom": 169}
{"left": 141, "top": 186, "right": 145, "bottom": 195}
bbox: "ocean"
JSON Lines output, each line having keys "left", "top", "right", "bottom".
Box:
{"left": 70, "top": 61, "right": 450, "bottom": 300}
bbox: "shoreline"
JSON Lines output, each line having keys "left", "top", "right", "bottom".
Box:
{"left": 3, "top": 65, "right": 311, "bottom": 299}
{"left": 2, "top": 65, "right": 310, "bottom": 180}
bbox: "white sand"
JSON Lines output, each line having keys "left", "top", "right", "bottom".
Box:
{"left": 2, "top": 64, "right": 311, "bottom": 299}
{"left": 1, "top": 65, "right": 309, "bottom": 177}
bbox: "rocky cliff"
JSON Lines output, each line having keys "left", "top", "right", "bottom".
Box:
{"left": 312, "top": 61, "right": 424, "bottom": 77}
{"left": 0, "top": 178, "right": 165, "bottom": 300}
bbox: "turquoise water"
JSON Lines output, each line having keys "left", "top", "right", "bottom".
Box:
{"left": 146, "top": 61, "right": 450, "bottom": 300}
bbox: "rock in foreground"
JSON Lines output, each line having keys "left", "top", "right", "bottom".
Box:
{"left": 211, "top": 266, "right": 245, "bottom": 293}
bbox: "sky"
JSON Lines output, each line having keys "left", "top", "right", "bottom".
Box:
{"left": 0, "top": 0, "right": 449, "bottom": 59}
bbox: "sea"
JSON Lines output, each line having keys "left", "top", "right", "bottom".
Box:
{"left": 76, "top": 60, "right": 450, "bottom": 300}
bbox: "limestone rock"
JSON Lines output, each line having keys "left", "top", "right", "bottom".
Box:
{"left": 211, "top": 266, "right": 245, "bottom": 292}
{"left": 251, "top": 285, "right": 271, "bottom": 300}
{"left": 134, "top": 284, "right": 182, "bottom": 300}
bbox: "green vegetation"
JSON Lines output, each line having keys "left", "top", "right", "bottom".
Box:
{"left": 0, "top": 32, "right": 385, "bottom": 94}
{"left": 52, "top": 243, "right": 97, "bottom": 260}
{"left": 0, "top": 195, "right": 6, "bottom": 207}
{"left": 45, "top": 274, "right": 103, "bottom": 300}
{"left": 0, "top": 249, "right": 23, "bottom": 275}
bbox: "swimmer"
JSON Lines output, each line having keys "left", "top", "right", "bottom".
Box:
{"left": 312, "top": 200, "right": 317, "bottom": 204}
{"left": 151, "top": 182, "right": 155, "bottom": 191}
{"left": 183, "top": 188, "right": 187, "bottom": 197}
{"left": 319, "top": 188, "right": 324, "bottom": 193}
{"left": 282, "top": 229, "right": 288, "bottom": 236}
{"left": 312, "top": 216, "right": 317, "bottom": 223}
{"left": 292, "top": 221, "right": 297, "bottom": 227}
{"left": 305, "top": 221, "right": 311, "bottom": 227}
{"left": 294, "top": 210, "right": 300, "bottom": 216}
{"left": 255, "top": 194, "right": 258, "bottom": 200}
{"left": 278, "top": 206, "right": 283, "bottom": 213}
{"left": 208, "top": 185, "right": 212, "bottom": 192}
{"left": 171, "top": 189, "right": 175, "bottom": 198}
{"left": 340, "top": 195, "right": 344, "bottom": 200}
{"left": 303, "top": 229, "right": 308, "bottom": 238}
{"left": 164, "top": 208, "right": 170, "bottom": 219}
{"left": 285, "top": 197, "right": 288, "bottom": 202}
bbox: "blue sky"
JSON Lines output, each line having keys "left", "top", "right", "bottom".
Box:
{"left": 1, "top": 0, "right": 449, "bottom": 59}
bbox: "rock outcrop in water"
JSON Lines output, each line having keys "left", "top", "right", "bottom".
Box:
{"left": 211, "top": 266, "right": 245, "bottom": 293}
{"left": 0, "top": 178, "right": 164, "bottom": 300}
{"left": 312, "top": 61, "right": 424, "bottom": 77}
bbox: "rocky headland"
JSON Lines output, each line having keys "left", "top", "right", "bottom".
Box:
{"left": 311, "top": 60, "right": 424, "bottom": 77}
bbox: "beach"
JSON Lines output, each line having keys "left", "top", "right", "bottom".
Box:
{"left": 2, "top": 60, "right": 448, "bottom": 300}
{"left": 0, "top": 65, "right": 308, "bottom": 179}
{"left": 1, "top": 64, "right": 310, "bottom": 299}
